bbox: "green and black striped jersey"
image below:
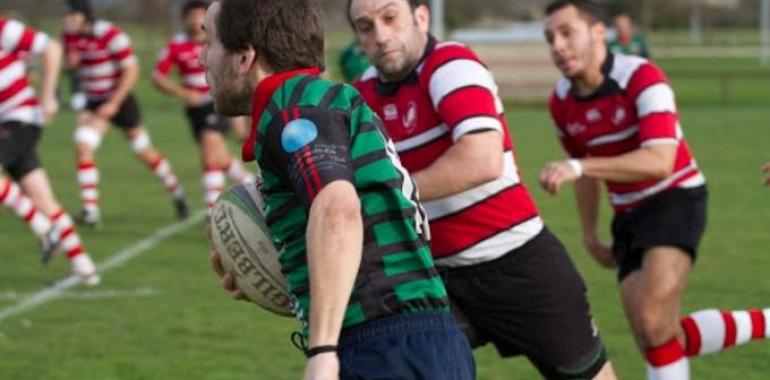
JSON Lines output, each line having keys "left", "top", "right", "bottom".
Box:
{"left": 244, "top": 68, "right": 449, "bottom": 333}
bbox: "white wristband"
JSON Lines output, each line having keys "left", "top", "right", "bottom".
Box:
{"left": 567, "top": 159, "right": 583, "bottom": 177}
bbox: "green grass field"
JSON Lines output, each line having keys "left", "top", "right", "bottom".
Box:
{"left": 1, "top": 58, "right": 769, "bottom": 379}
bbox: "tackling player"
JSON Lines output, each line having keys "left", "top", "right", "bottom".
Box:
{"left": 0, "top": 16, "right": 99, "bottom": 285}
{"left": 62, "top": 0, "right": 189, "bottom": 226}
{"left": 349, "top": 1, "right": 616, "bottom": 379}
{"left": 541, "top": 1, "right": 770, "bottom": 379}
{"left": 152, "top": 0, "right": 254, "bottom": 212}
{"left": 202, "top": 1, "right": 474, "bottom": 379}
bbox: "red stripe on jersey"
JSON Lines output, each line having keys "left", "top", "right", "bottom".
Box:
{"left": 722, "top": 311, "right": 738, "bottom": 348}
{"left": 437, "top": 86, "right": 499, "bottom": 130}
{"left": 0, "top": 78, "right": 29, "bottom": 104}
{"left": 681, "top": 316, "right": 702, "bottom": 356}
{"left": 638, "top": 112, "right": 678, "bottom": 141}
{"left": 749, "top": 310, "right": 766, "bottom": 340}
{"left": 428, "top": 185, "right": 539, "bottom": 258}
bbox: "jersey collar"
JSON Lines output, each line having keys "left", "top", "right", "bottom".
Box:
{"left": 242, "top": 67, "right": 321, "bottom": 162}
{"left": 374, "top": 34, "right": 437, "bottom": 96}
{"left": 571, "top": 51, "right": 620, "bottom": 102}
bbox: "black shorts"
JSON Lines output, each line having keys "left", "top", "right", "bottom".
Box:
{"left": 0, "top": 121, "right": 42, "bottom": 180}
{"left": 611, "top": 186, "right": 708, "bottom": 281}
{"left": 86, "top": 93, "right": 142, "bottom": 129}
{"left": 441, "top": 228, "right": 607, "bottom": 380}
{"left": 185, "top": 102, "right": 229, "bottom": 141}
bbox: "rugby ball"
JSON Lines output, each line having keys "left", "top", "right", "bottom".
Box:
{"left": 209, "top": 183, "right": 293, "bottom": 317}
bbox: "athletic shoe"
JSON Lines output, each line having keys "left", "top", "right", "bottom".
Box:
{"left": 174, "top": 196, "right": 190, "bottom": 220}
{"left": 74, "top": 208, "right": 102, "bottom": 228}
{"left": 71, "top": 254, "right": 101, "bottom": 286}
{"left": 39, "top": 227, "right": 60, "bottom": 265}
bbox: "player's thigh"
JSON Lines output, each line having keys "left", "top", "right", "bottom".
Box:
{"left": 18, "top": 168, "right": 60, "bottom": 215}
{"left": 77, "top": 111, "right": 109, "bottom": 135}
{"left": 199, "top": 130, "right": 231, "bottom": 166}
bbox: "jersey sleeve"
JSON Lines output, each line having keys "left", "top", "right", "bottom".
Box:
{"left": 549, "top": 92, "right": 587, "bottom": 158}
{"left": 267, "top": 109, "right": 355, "bottom": 207}
{"left": 1, "top": 19, "right": 48, "bottom": 55}
{"left": 153, "top": 43, "right": 175, "bottom": 79}
{"left": 105, "top": 26, "right": 137, "bottom": 69}
{"left": 627, "top": 63, "right": 679, "bottom": 147}
{"left": 424, "top": 44, "right": 504, "bottom": 142}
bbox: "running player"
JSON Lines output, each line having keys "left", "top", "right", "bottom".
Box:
{"left": 349, "top": 1, "right": 615, "bottom": 379}
{"left": 152, "top": 0, "right": 254, "bottom": 212}
{"left": 541, "top": 2, "right": 770, "bottom": 379}
{"left": 0, "top": 16, "right": 99, "bottom": 284}
{"left": 763, "top": 162, "right": 770, "bottom": 186}
{"left": 203, "top": 1, "right": 474, "bottom": 379}
{"left": 62, "top": 0, "right": 189, "bottom": 226}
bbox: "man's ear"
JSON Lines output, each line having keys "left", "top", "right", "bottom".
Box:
{"left": 237, "top": 46, "right": 257, "bottom": 75}
{"left": 414, "top": 5, "right": 430, "bottom": 34}
{"left": 592, "top": 22, "right": 606, "bottom": 45}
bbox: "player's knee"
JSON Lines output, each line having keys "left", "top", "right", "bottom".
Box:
{"left": 556, "top": 342, "right": 609, "bottom": 380}
{"left": 130, "top": 130, "right": 152, "bottom": 153}
{"left": 636, "top": 308, "right": 674, "bottom": 345}
{"left": 74, "top": 127, "right": 102, "bottom": 150}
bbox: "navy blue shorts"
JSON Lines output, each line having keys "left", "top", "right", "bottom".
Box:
{"left": 338, "top": 312, "right": 475, "bottom": 380}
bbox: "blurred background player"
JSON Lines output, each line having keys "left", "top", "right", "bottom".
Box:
{"left": 350, "top": 0, "right": 616, "bottom": 379}
{"left": 540, "top": 1, "right": 770, "bottom": 379}
{"left": 62, "top": 0, "right": 189, "bottom": 227}
{"left": 338, "top": 40, "right": 370, "bottom": 82}
{"left": 763, "top": 162, "right": 770, "bottom": 185}
{"left": 608, "top": 11, "right": 650, "bottom": 58}
{"left": 152, "top": 0, "right": 254, "bottom": 213}
{"left": 0, "top": 16, "right": 99, "bottom": 285}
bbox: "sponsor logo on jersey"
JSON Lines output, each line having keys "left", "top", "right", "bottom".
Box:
{"left": 402, "top": 101, "right": 417, "bottom": 132}
{"left": 281, "top": 119, "right": 318, "bottom": 153}
{"left": 383, "top": 104, "right": 398, "bottom": 121}
{"left": 586, "top": 108, "right": 602, "bottom": 123}
{"left": 613, "top": 106, "right": 626, "bottom": 125}
{"left": 567, "top": 122, "right": 587, "bottom": 136}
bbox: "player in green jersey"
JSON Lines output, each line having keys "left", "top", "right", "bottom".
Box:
{"left": 202, "top": 1, "right": 474, "bottom": 379}
{"left": 607, "top": 12, "right": 650, "bottom": 58}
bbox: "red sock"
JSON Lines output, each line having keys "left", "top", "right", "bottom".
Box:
{"left": 77, "top": 161, "right": 100, "bottom": 213}
{"left": 150, "top": 157, "right": 184, "bottom": 199}
{"left": 681, "top": 309, "right": 769, "bottom": 356}
{"left": 645, "top": 338, "right": 689, "bottom": 380}
{"left": 50, "top": 209, "right": 87, "bottom": 259}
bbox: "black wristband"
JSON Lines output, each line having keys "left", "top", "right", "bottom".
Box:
{"left": 306, "top": 345, "right": 337, "bottom": 358}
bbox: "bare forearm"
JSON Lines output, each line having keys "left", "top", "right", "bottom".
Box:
{"left": 306, "top": 183, "right": 363, "bottom": 347}
{"left": 413, "top": 132, "right": 503, "bottom": 201}
{"left": 110, "top": 63, "right": 139, "bottom": 105}
{"left": 152, "top": 75, "right": 188, "bottom": 100}
{"left": 40, "top": 41, "right": 62, "bottom": 102}
{"left": 574, "top": 177, "right": 601, "bottom": 240}
{"left": 581, "top": 146, "right": 676, "bottom": 183}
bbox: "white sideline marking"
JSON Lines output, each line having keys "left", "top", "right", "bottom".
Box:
{"left": 0, "top": 211, "right": 206, "bottom": 323}
{"left": 0, "top": 287, "right": 158, "bottom": 301}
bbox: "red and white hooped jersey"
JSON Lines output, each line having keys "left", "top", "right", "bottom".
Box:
{"left": 0, "top": 18, "right": 48, "bottom": 125}
{"left": 62, "top": 20, "right": 137, "bottom": 100}
{"left": 153, "top": 33, "right": 209, "bottom": 95}
{"left": 355, "top": 37, "right": 543, "bottom": 268}
{"left": 550, "top": 53, "right": 706, "bottom": 214}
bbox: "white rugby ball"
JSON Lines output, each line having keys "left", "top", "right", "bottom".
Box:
{"left": 209, "top": 183, "right": 293, "bottom": 317}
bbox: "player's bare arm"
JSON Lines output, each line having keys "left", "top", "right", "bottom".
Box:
{"left": 412, "top": 131, "right": 503, "bottom": 201}
{"left": 152, "top": 72, "right": 205, "bottom": 106}
{"left": 39, "top": 39, "right": 62, "bottom": 123}
{"left": 574, "top": 176, "right": 615, "bottom": 268}
{"left": 97, "top": 59, "right": 139, "bottom": 119}
{"left": 303, "top": 181, "right": 363, "bottom": 380}
{"left": 541, "top": 143, "right": 677, "bottom": 195}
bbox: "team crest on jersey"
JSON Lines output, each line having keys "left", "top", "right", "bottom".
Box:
{"left": 586, "top": 108, "right": 602, "bottom": 123}
{"left": 281, "top": 119, "right": 318, "bottom": 153}
{"left": 402, "top": 101, "right": 418, "bottom": 132}
{"left": 612, "top": 107, "right": 627, "bottom": 125}
{"left": 566, "top": 122, "right": 587, "bottom": 136}
{"left": 383, "top": 104, "right": 398, "bottom": 121}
